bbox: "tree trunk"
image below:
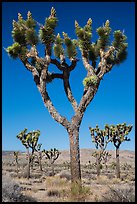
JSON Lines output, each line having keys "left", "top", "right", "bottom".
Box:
{"left": 38, "top": 152, "right": 43, "bottom": 171}
{"left": 26, "top": 148, "right": 31, "bottom": 179}
{"left": 68, "top": 128, "right": 81, "bottom": 188}
{"left": 96, "top": 155, "right": 101, "bottom": 177}
{"left": 116, "top": 147, "right": 120, "bottom": 178}
{"left": 51, "top": 161, "right": 55, "bottom": 176}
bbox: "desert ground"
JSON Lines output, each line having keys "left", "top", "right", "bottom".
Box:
{"left": 2, "top": 148, "right": 135, "bottom": 202}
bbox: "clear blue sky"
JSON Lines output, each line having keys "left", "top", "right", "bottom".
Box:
{"left": 2, "top": 2, "right": 135, "bottom": 152}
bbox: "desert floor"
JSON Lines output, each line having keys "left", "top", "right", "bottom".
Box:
{"left": 2, "top": 148, "right": 135, "bottom": 202}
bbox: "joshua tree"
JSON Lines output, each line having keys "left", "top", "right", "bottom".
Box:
{"left": 16, "top": 128, "right": 40, "bottom": 179}
{"left": 13, "top": 151, "right": 19, "bottom": 177}
{"left": 89, "top": 125, "right": 111, "bottom": 176}
{"left": 104, "top": 123, "right": 132, "bottom": 178}
{"left": 6, "top": 7, "right": 128, "bottom": 187}
{"left": 42, "top": 148, "right": 60, "bottom": 176}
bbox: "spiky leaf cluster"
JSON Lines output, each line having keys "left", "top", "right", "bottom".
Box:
{"left": 16, "top": 128, "right": 40, "bottom": 150}
{"left": 12, "top": 12, "right": 38, "bottom": 45}
{"left": 96, "top": 20, "right": 111, "bottom": 50}
{"left": 75, "top": 18, "right": 92, "bottom": 51}
{"left": 6, "top": 11, "right": 38, "bottom": 59}
{"left": 6, "top": 42, "right": 21, "bottom": 59}
{"left": 83, "top": 75, "right": 99, "bottom": 87}
{"left": 108, "top": 30, "right": 128, "bottom": 65}
{"left": 6, "top": 42, "right": 28, "bottom": 60}
{"left": 104, "top": 123, "right": 132, "bottom": 148}
{"left": 62, "top": 32, "right": 77, "bottom": 59}
{"left": 39, "top": 7, "right": 58, "bottom": 45}
{"left": 89, "top": 125, "right": 107, "bottom": 149}
{"left": 53, "top": 33, "right": 64, "bottom": 58}
{"left": 88, "top": 43, "right": 99, "bottom": 66}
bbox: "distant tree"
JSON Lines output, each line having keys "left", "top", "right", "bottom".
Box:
{"left": 16, "top": 128, "right": 40, "bottom": 179}
{"left": 42, "top": 148, "right": 60, "bottom": 176}
{"left": 89, "top": 125, "right": 111, "bottom": 176}
{"left": 6, "top": 7, "right": 128, "bottom": 188}
{"left": 13, "top": 151, "right": 19, "bottom": 177}
{"left": 104, "top": 123, "right": 132, "bottom": 178}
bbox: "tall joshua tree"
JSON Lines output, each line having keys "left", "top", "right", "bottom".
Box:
{"left": 105, "top": 123, "right": 132, "bottom": 178}
{"left": 16, "top": 128, "right": 40, "bottom": 179}
{"left": 6, "top": 8, "right": 128, "bottom": 186}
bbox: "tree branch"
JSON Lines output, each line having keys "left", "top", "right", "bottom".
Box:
{"left": 49, "top": 73, "right": 63, "bottom": 80}
{"left": 50, "top": 58, "right": 64, "bottom": 71}
{"left": 63, "top": 70, "right": 78, "bottom": 112}
{"left": 96, "top": 47, "right": 115, "bottom": 79}
{"left": 69, "top": 58, "right": 79, "bottom": 72}
{"left": 36, "top": 76, "right": 70, "bottom": 129}
{"left": 78, "top": 83, "right": 100, "bottom": 114}
{"left": 82, "top": 51, "right": 96, "bottom": 75}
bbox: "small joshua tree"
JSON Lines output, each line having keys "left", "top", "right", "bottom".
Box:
{"left": 42, "top": 148, "right": 60, "bottom": 176}
{"left": 6, "top": 7, "right": 129, "bottom": 187}
{"left": 13, "top": 151, "right": 19, "bottom": 177}
{"left": 16, "top": 128, "right": 40, "bottom": 179}
{"left": 102, "top": 151, "right": 111, "bottom": 171}
{"left": 92, "top": 150, "right": 111, "bottom": 175}
{"left": 89, "top": 125, "right": 111, "bottom": 176}
{"left": 104, "top": 123, "right": 133, "bottom": 178}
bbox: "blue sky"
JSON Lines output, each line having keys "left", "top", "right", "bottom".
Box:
{"left": 2, "top": 2, "right": 135, "bottom": 152}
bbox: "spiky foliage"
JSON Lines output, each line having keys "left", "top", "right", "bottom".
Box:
{"left": 90, "top": 124, "right": 106, "bottom": 150}
{"left": 62, "top": 32, "right": 77, "bottom": 59}
{"left": 6, "top": 42, "right": 21, "bottom": 59}
{"left": 75, "top": 19, "right": 128, "bottom": 68}
{"left": 75, "top": 18, "right": 92, "bottom": 51}
{"left": 83, "top": 75, "right": 99, "bottom": 87}
{"left": 16, "top": 128, "right": 40, "bottom": 150}
{"left": 6, "top": 11, "right": 38, "bottom": 59}
{"left": 53, "top": 33, "right": 64, "bottom": 58}
{"left": 39, "top": 7, "right": 58, "bottom": 45}
{"left": 111, "top": 30, "right": 128, "bottom": 64}
{"left": 104, "top": 123, "right": 132, "bottom": 148}
{"left": 96, "top": 20, "right": 111, "bottom": 50}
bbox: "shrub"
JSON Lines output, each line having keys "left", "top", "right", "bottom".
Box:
{"left": 102, "top": 186, "right": 135, "bottom": 202}
{"left": 2, "top": 175, "right": 37, "bottom": 202}
{"left": 71, "top": 182, "right": 91, "bottom": 202}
